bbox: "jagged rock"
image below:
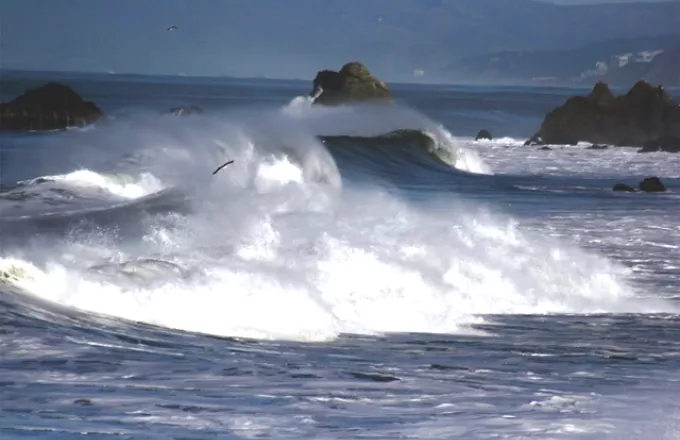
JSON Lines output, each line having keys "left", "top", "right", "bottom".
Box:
{"left": 639, "top": 177, "right": 666, "bottom": 192}
{"left": 524, "top": 135, "right": 542, "bottom": 146}
{"left": 639, "top": 136, "right": 680, "bottom": 153}
{"left": 165, "top": 105, "right": 205, "bottom": 116}
{"left": 475, "top": 129, "right": 492, "bottom": 141}
{"left": 528, "top": 80, "right": 680, "bottom": 146}
{"left": 0, "top": 82, "right": 102, "bottom": 131}
{"left": 310, "top": 62, "right": 392, "bottom": 106}
{"left": 613, "top": 183, "right": 636, "bottom": 192}
{"left": 587, "top": 144, "right": 608, "bottom": 150}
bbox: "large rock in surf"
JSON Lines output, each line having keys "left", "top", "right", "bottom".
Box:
{"left": 310, "top": 62, "right": 392, "bottom": 106}
{"left": 612, "top": 176, "right": 667, "bottom": 193}
{"left": 0, "top": 82, "right": 102, "bottom": 131}
{"left": 639, "top": 136, "right": 680, "bottom": 153}
{"left": 475, "top": 129, "right": 493, "bottom": 141}
{"left": 639, "top": 177, "right": 666, "bottom": 192}
{"left": 528, "top": 80, "right": 680, "bottom": 146}
{"left": 612, "top": 183, "right": 636, "bottom": 192}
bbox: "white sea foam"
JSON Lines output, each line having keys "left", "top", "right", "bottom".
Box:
{"left": 1, "top": 97, "right": 673, "bottom": 341}
{"left": 467, "top": 136, "right": 680, "bottom": 178}
{"left": 1, "top": 158, "right": 669, "bottom": 341}
{"left": 22, "top": 170, "right": 164, "bottom": 199}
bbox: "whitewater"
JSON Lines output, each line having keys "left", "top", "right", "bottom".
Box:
{"left": 2, "top": 73, "right": 680, "bottom": 439}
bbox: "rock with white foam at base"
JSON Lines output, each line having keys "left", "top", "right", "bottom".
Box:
{"left": 529, "top": 80, "right": 680, "bottom": 146}
{"left": 310, "top": 62, "right": 393, "bottom": 106}
{"left": 0, "top": 82, "right": 102, "bottom": 131}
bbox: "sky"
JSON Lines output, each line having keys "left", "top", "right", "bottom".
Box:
{"left": 548, "top": 0, "right": 668, "bottom": 2}
{"left": 0, "top": 0, "right": 677, "bottom": 79}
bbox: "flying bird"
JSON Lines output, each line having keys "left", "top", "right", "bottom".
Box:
{"left": 212, "top": 160, "right": 234, "bottom": 175}
{"left": 167, "top": 26, "right": 177, "bottom": 31}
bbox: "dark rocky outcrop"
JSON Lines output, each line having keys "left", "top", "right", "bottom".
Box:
{"left": 538, "top": 146, "right": 552, "bottom": 151}
{"left": 310, "top": 62, "right": 392, "bottom": 106}
{"left": 165, "top": 105, "right": 205, "bottom": 116}
{"left": 586, "top": 144, "right": 608, "bottom": 150}
{"left": 73, "top": 399, "right": 93, "bottom": 406}
{"left": 524, "top": 135, "right": 542, "bottom": 146}
{"left": 528, "top": 80, "right": 680, "bottom": 146}
{"left": 613, "top": 183, "right": 636, "bottom": 192}
{"left": 639, "top": 177, "right": 666, "bottom": 192}
{"left": 475, "top": 129, "right": 492, "bottom": 141}
{"left": 639, "top": 136, "right": 680, "bottom": 153}
{"left": 612, "top": 177, "right": 667, "bottom": 193}
{"left": 0, "top": 82, "right": 102, "bottom": 131}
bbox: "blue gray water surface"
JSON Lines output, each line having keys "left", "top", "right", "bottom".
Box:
{"left": 1, "top": 72, "right": 680, "bottom": 439}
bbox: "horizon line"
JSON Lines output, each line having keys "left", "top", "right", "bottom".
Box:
{"left": 1, "top": 67, "right": 647, "bottom": 91}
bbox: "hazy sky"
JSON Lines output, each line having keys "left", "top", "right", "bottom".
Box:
{"left": 0, "top": 0, "right": 676, "bottom": 78}
{"left": 549, "top": 0, "right": 667, "bottom": 1}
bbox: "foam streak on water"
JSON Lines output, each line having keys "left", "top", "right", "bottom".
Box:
{"left": 468, "top": 137, "right": 680, "bottom": 300}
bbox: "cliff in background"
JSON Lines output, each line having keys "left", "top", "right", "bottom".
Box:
{"left": 441, "top": 34, "right": 680, "bottom": 88}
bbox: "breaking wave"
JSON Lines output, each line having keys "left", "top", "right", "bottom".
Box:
{"left": 0, "top": 96, "right": 671, "bottom": 341}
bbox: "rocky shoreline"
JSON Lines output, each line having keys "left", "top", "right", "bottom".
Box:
{"left": 1, "top": 62, "right": 393, "bottom": 132}
{"left": 5, "top": 67, "right": 679, "bottom": 156}
{"left": 0, "top": 82, "right": 102, "bottom": 132}
{"left": 523, "top": 80, "right": 680, "bottom": 152}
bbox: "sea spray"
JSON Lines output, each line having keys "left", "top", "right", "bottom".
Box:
{"left": 1, "top": 96, "right": 670, "bottom": 341}
{"left": 0, "top": 176, "right": 663, "bottom": 341}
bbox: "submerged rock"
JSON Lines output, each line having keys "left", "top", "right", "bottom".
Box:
{"left": 587, "top": 144, "right": 608, "bottom": 150}
{"left": 475, "top": 129, "right": 493, "bottom": 141}
{"left": 0, "top": 82, "right": 102, "bottom": 131}
{"left": 613, "top": 183, "right": 636, "bottom": 192}
{"left": 639, "top": 177, "right": 666, "bottom": 192}
{"left": 528, "top": 80, "right": 680, "bottom": 146}
{"left": 165, "top": 105, "right": 205, "bottom": 116}
{"left": 73, "top": 399, "right": 93, "bottom": 406}
{"left": 310, "top": 62, "right": 392, "bottom": 106}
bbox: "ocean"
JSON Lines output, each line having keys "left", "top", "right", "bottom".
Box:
{"left": 1, "top": 71, "right": 680, "bottom": 439}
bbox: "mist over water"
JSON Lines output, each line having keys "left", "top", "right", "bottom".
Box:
{"left": 1, "top": 95, "right": 671, "bottom": 342}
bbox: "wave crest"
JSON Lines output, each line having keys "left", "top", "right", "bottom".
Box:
{"left": 2, "top": 95, "right": 670, "bottom": 342}
{"left": 1, "top": 189, "right": 669, "bottom": 342}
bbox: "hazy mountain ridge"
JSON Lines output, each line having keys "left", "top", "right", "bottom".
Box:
{"left": 5, "top": 0, "right": 679, "bottom": 81}
{"left": 214, "top": 0, "right": 680, "bottom": 81}
{"left": 443, "top": 34, "right": 680, "bottom": 87}
{"left": 599, "top": 44, "right": 680, "bottom": 88}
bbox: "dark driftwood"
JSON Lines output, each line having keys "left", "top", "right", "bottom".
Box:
{"left": 212, "top": 160, "right": 234, "bottom": 175}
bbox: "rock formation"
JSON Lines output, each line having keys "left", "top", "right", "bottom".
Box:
{"left": 475, "top": 129, "right": 492, "bottom": 141}
{"left": 638, "top": 136, "right": 680, "bottom": 153}
{"left": 639, "top": 177, "right": 666, "bottom": 192}
{"left": 612, "top": 183, "right": 636, "bottom": 192}
{"left": 528, "top": 80, "right": 680, "bottom": 146}
{"left": 0, "top": 82, "right": 102, "bottom": 131}
{"left": 310, "top": 62, "right": 392, "bottom": 105}
{"left": 612, "top": 177, "right": 667, "bottom": 193}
